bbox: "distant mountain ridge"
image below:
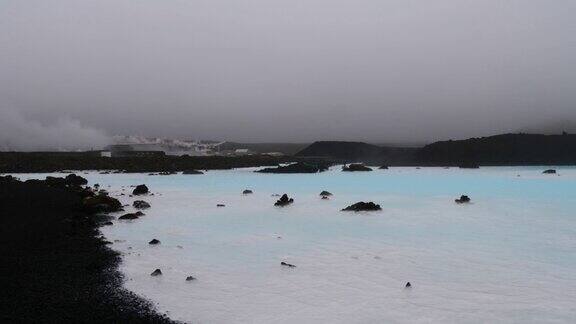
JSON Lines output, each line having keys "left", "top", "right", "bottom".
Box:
{"left": 418, "top": 133, "right": 576, "bottom": 165}
{"left": 296, "top": 133, "right": 576, "bottom": 165}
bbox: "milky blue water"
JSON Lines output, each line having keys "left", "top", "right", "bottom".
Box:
{"left": 15, "top": 166, "right": 576, "bottom": 323}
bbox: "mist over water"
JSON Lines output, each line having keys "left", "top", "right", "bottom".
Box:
{"left": 0, "top": 108, "right": 110, "bottom": 151}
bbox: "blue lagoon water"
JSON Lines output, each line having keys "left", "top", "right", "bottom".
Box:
{"left": 17, "top": 166, "right": 576, "bottom": 323}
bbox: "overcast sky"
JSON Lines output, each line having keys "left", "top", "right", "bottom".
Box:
{"left": 1, "top": 0, "right": 576, "bottom": 149}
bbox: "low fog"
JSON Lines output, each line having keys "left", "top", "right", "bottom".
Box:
{"left": 1, "top": 0, "right": 576, "bottom": 150}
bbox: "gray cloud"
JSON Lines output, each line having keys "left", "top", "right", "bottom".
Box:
{"left": 1, "top": 0, "right": 576, "bottom": 146}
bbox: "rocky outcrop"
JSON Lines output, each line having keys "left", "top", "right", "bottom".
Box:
{"left": 455, "top": 195, "right": 471, "bottom": 203}
{"left": 132, "top": 184, "right": 149, "bottom": 195}
{"left": 133, "top": 200, "right": 151, "bottom": 209}
{"left": 186, "top": 276, "right": 197, "bottom": 281}
{"left": 243, "top": 189, "right": 253, "bottom": 194}
{"left": 41, "top": 174, "right": 88, "bottom": 189}
{"left": 319, "top": 191, "right": 333, "bottom": 197}
{"left": 256, "top": 162, "right": 329, "bottom": 174}
{"left": 342, "top": 164, "right": 373, "bottom": 172}
{"left": 82, "top": 194, "right": 122, "bottom": 213}
{"left": 150, "top": 269, "right": 162, "bottom": 276}
{"left": 65, "top": 174, "right": 88, "bottom": 186}
{"left": 342, "top": 202, "right": 381, "bottom": 212}
{"left": 274, "top": 194, "right": 294, "bottom": 207}
{"left": 379, "top": 165, "right": 389, "bottom": 169}
{"left": 148, "top": 239, "right": 160, "bottom": 245}
{"left": 543, "top": 169, "right": 557, "bottom": 174}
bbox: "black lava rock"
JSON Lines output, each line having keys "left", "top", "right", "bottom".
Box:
{"left": 458, "top": 163, "right": 480, "bottom": 169}
{"left": 148, "top": 239, "right": 160, "bottom": 245}
{"left": 182, "top": 170, "right": 204, "bottom": 175}
{"left": 342, "top": 202, "right": 382, "bottom": 212}
{"left": 150, "top": 269, "right": 162, "bottom": 276}
{"left": 243, "top": 189, "right": 253, "bottom": 194}
{"left": 132, "top": 185, "right": 149, "bottom": 195}
{"left": 319, "top": 191, "right": 333, "bottom": 197}
{"left": 65, "top": 174, "right": 88, "bottom": 186}
{"left": 133, "top": 200, "right": 151, "bottom": 209}
{"left": 274, "top": 194, "right": 294, "bottom": 207}
{"left": 455, "top": 195, "right": 471, "bottom": 204}
{"left": 342, "top": 164, "right": 373, "bottom": 172}
{"left": 543, "top": 169, "right": 557, "bottom": 174}
{"left": 281, "top": 261, "right": 296, "bottom": 268}
{"left": 82, "top": 194, "right": 122, "bottom": 213}
{"left": 256, "top": 162, "right": 329, "bottom": 174}
{"left": 118, "top": 213, "right": 140, "bottom": 220}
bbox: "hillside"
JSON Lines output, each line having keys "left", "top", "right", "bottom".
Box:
{"left": 417, "top": 133, "right": 576, "bottom": 165}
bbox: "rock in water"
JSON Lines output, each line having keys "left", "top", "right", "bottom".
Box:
{"left": 274, "top": 194, "right": 294, "bottom": 207}
{"left": 543, "top": 169, "right": 557, "bottom": 174}
{"left": 182, "top": 169, "right": 204, "bottom": 175}
{"left": 319, "top": 191, "right": 333, "bottom": 197}
{"left": 217, "top": 204, "right": 226, "bottom": 207}
{"left": 82, "top": 194, "right": 122, "bottom": 213}
{"left": 379, "top": 165, "right": 389, "bottom": 169}
{"left": 186, "top": 276, "right": 197, "bottom": 281}
{"left": 243, "top": 189, "right": 253, "bottom": 194}
{"left": 405, "top": 282, "right": 411, "bottom": 288}
{"left": 118, "top": 212, "right": 141, "bottom": 220}
{"left": 149, "top": 239, "right": 160, "bottom": 245}
{"left": 321, "top": 196, "right": 329, "bottom": 200}
{"left": 132, "top": 184, "right": 149, "bottom": 195}
{"left": 281, "top": 261, "right": 296, "bottom": 268}
{"left": 150, "top": 269, "right": 162, "bottom": 276}
{"left": 342, "top": 202, "right": 382, "bottom": 212}
{"left": 256, "top": 162, "right": 329, "bottom": 174}
{"left": 342, "top": 164, "right": 373, "bottom": 172}
{"left": 455, "top": 195, "right": 471, "bottom": 204}
{"left": 133, "top": 200, "right": 151, "bottom": 209}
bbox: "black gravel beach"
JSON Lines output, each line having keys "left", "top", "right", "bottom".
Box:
{"left": 0, "top": 175, "right": 175, "bottom": 323}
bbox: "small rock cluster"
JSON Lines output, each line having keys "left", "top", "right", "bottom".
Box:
{"left": 274, "top": 194, "right": 294, "bottom": 207}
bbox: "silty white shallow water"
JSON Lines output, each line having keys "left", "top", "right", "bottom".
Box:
{"left": 16, "top": 167, "right": 576, "bottom": 323}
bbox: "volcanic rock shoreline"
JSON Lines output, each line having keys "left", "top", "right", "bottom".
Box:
{"left": 0, "top": 153, "right": 332, "bottom": 174}
{"left": 0, "top": 175, "right": 175, "bottom": 323}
